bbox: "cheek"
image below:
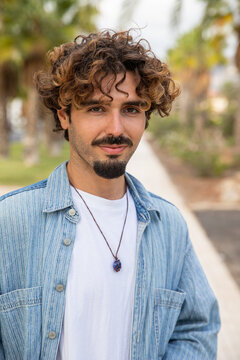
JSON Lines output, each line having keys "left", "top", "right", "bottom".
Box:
{"left": 130, "top": 118, "right": 146, "bottom": 138}
{"left": 69, "top": 121, "right": 92, "bottom": 142}
{"left": 79, "top": 118, "right": 105, "bottom": 140}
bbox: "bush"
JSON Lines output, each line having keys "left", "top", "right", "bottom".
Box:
{"left": 148, "top": 113, "right": 229, "bottom": 177}
{"left": 181, "top": 150, "right": 228, "bottom": 177}
{"left": 148, "top": 113, "right": 182, "bottom": 138}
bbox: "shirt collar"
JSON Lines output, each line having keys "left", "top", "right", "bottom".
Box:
{"left": 125, "top": 173, "right": 161, "bottom": 222}
{"left": 43, "top": 161, "right": 161, "bottom": 221}
{"left": 43, "top": 162, "right": 73, "bottom": 213}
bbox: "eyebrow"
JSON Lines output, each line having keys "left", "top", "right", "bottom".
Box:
{"left": 80, "top": 100, "right": 103, "bottom": 106}
{"left": 123, "top": 101, "right": 146, "bottom": 107}
{"left": 80, "top": 100, "right": 146, "bottom": 107}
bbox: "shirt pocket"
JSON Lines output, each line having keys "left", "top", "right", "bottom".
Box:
{"left": 0, "top": 286, "right": 42, "bottom": 360}
{"left": 154, "top": 288, "right": 185, "bottom": 357}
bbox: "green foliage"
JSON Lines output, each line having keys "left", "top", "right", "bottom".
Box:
{"left": 167, "top": 26, "right": 226, "bottom": 75}
{"left": 172, "top": 0, "right": 239, "bottom": 70}
{"left": 219, "top": 82, "right": 239, "bottom": 138}
{"left": 201, "top": 0, "right": 235, "bottom": 28}
{"left": 0, "top": 142, "right": 70, "bottom": 185}
{"left": 1, "top": 0, "right": 99, "bottom": 65}
{"left": 179, "top": 149, "right": 228, "bottom": 177}
{"left": 148, "top": 113, "right": 181, "bottom": 138}
{"left": 148, "top": 114, "right": 229, "bottom": 177}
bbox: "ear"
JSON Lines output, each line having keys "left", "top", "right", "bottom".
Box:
{"left": 57, "top": 109, "right": 70, "bottom": 130}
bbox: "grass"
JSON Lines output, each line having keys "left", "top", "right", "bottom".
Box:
{"left": 0, "top": 142, "right": 70, "bottom": 186}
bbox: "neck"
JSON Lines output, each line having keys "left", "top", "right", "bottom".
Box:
{"left": 67, "top": 160, "right": 126, "bottom": 200}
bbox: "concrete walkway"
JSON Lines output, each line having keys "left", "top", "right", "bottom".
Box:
{"left": 1, "top": 136, "right": 240, "bottom": 359}
{"left": 127, "top": 136, "right": 240, "bottom": 360}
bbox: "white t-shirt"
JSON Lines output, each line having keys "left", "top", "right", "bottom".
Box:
{"left": 56, "top": 187, "right": 137, "bottom": 360}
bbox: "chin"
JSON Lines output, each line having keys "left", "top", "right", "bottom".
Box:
{"left": 93, "top": 160, "right": 127, "bottom": 179}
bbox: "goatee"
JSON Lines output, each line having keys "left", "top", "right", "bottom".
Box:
{"left": 93, "top": 160, "right": 127, "bottom": 179}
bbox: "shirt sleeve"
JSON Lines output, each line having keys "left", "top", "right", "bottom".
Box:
{"left": 0, "top": 332, "right": 5, "bottom": 359}
{"left": 0, "top": 346, "right": 4, "bottom": 359}
{"left": 163, "top": 237, "right": 221, "bottom": 359}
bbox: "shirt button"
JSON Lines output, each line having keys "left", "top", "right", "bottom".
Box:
{"left": 56, "top": 284, "right": 64, "bottom": 292}
{"left": 48, "top": 331, "right": 56, "bottom": 340}
{"left": 68, "top": 208, "right": 76, "bottom": 216}
{"left": 64, "top": 238, "right": 72, "bottom": 246}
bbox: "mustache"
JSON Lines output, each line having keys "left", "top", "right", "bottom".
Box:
{"left": 92, "top": 135, "right": 133, "bottom": 147}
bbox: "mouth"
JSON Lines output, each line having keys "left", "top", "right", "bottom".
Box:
{"left": 98, "top": 145, "right": 128, "bottom": 155}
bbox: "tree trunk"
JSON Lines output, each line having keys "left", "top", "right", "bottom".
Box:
{"left": 234, "top": 25, "right": 240, "bottom": 150}
{"left": 0, "top": 94, "right": 9, "bottom": 158}
{"left": 193, "top": 112, "right": 206, "bottom": 138}
{"left": 179, "top": 89, "right": 193, "bottom": 125}
{"left": 41, "top": 107, "right": 64, "bottom": 157}
{"left": 0, "top": 62, "right": 16, "bottom": 158}
{"left": 234, "top": 89, "right": 240, "bottom": 150}
{"left": 23, "top": 87, "right": 39, "bottom": 165}
{"left": 23, "top": 52, "right": 44, "bottom": 166}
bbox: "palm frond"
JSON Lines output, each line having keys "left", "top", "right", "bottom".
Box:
{"left": 171, "top": 0, "right": 183, "bottom": 28}
{"left": 117, "top": 0, "right": 140, "bottom": 30}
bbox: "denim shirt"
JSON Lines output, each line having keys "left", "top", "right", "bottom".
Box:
{"left": 0, "top": 162, "right": 220, "bottom": 360}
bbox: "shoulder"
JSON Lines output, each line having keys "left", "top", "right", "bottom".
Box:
{"left": 126, "top": 172, "right": 186, "bottom": 227}
{"left": 0, "top": 181, "right": 48, "bottom": 241}
{"left": 0, "top": 180, "right": 47, "bottom": 214}
{"left": 150, "top": 191, "right": 183, "bottom": 216}
{"left": 149, "top": 191, "right": 187, "bottom": 229}
{"left": 127, "top": 171, "right": 188, "bottom": 245}
{"left": 147, "top": 192, "right": 191, "bottom": 257}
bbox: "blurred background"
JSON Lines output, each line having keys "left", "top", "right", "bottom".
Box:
{"left": 1, "top": 0, "right": 239, "bottom": 263}
{"left": 1, "top": 0, "right": 240, "bottom": 283}
{"left": 1, "top": 0, "right": 240, "bottom": 357}
{"left": 0, "top": 1, "right": 240, "bottom": 276}
{"left": 1, "top": 0, "right": 240, "bottom": 181}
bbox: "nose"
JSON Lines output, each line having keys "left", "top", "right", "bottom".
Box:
{"left": 105, "top": 110, "right": 124, "bottom": 137}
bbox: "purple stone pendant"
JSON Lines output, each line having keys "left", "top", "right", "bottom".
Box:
{"left": 113, "top": 259, "right": 121, "bottom": 272}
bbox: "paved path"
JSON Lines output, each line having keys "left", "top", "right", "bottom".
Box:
{"left": 195, "top": 209, "right": 240, "bottom": 288}
{"left": 127, "top": 135, "right": 240, "bottom": 360}
{"left": 1, "top": 136, "right": 240, "bottom": 359}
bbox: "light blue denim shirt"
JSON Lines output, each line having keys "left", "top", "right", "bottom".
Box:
{"left": 0, "top": 162, "right": 220, "bottom": 359}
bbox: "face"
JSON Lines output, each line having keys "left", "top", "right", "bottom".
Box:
{"left": 58, "top": 71, "right": 146, "bottom": 179}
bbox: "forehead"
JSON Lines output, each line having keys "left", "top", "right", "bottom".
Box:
{"left": 91, "top": 71, "right": 141, "bottom": 100}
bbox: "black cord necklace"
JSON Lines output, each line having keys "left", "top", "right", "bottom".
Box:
{"left": 72, "top": 185, "right": 129, "bottom": 272}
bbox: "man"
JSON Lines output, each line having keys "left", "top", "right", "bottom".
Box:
{"left": 0, "top": 30, "right": 220, "bottom": 359}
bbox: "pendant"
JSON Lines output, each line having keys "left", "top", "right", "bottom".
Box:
{"left": 113, "top": 259, "right": 121, "bottom": 272}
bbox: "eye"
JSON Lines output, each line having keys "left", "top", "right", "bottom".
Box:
{"left": 124, "top": 107, "right": 140, "bottom": 114}
{"left": 88, "top": 106, "right": 105, "bottom": 113}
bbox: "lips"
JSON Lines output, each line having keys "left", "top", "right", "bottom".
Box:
{"left": 99, "top": 145, "right": 127, "bottom": 155}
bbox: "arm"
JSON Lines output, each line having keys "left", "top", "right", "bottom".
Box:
{"left": 163, "top": 240, "right": 221, "bottom": 359}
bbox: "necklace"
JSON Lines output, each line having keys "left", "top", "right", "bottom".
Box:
{"left": 72, "top": 185, "right": 129, "bottom": 272}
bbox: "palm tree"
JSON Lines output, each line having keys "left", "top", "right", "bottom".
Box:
{"left": 167, "top": 27, "right": 226, "bottom": 132}
{"left": 1, "top": 0, "right": 99, "bottom": 164}
{"left": 0, "top": 63, "right": 18, "bottom": 158}
{"left": 173, "top": 0, "right": 240, "bottom": 147}
{"left": 0, "top": 5, "right": 19, "bottom": 158}
{"left": 117, "top": 0, "right": 140, "bottom": 29}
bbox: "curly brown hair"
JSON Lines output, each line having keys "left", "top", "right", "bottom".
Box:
{"left": 35, "top": 29, "right": 180, "bottom": 141}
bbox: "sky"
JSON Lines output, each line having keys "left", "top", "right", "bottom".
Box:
{"left": 97, "top": 0, "right": 206, "bottom": 59}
